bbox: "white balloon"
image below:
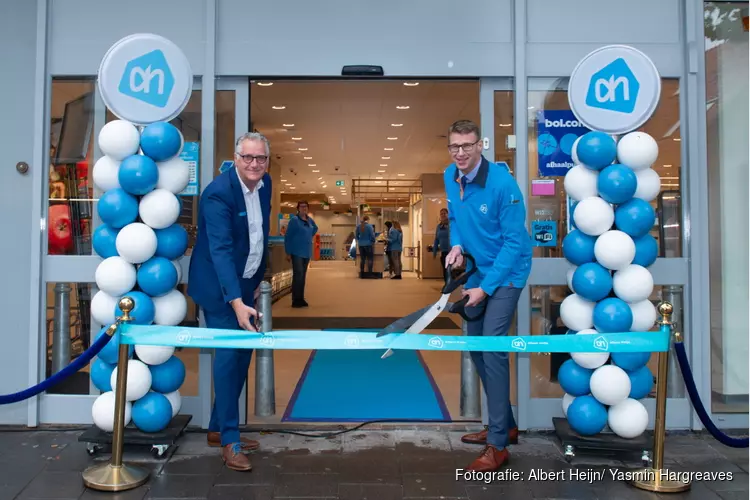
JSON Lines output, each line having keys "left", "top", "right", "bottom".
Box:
{"left": 116, "top": 223, "right": 157, "bottom": 264}
{"left": 92, "top": 156, "right": 122, "bottom": 192}
{"left": 613, "top": 264, "right": 654, "bottom": 303}
{"left": 566, "top": 265, "right": 577, "bottom": 293}
{"left": 564, "top": 165, "right": 599, "bottom": 202}
{"left": 92, "top": 391, "right": 132, "bottom": 432}
{"left": 135, "top": 345, "right": 175, "bottom": 365}
{"left": 139, "top": 189, "right": 181, "bottom": 229}
{"left": 562, "top": 393, "right": 576, "bottom": 417}
{"left": 98, "top": 120, "right": 140, "bottom": 161}
{"left": 590, "top": 365, "right": 631, "bottom": 406}
{"left": 163, "top": 390, "right": 182, "bottom": 418}
{"left": 152, "top": 290, "right": 188, "bottom": 326}
{"left": 608, "top": 398, "right": 649, "bottom": 439}
{"left": 95, "top": 256, "right": 136, "bottom": 297}
{"left": 571, "top": 328, "right": 610, "bottom": 369}
{"left": 616, "top": 132, "right": 658, "bottom": 171}
{"left": 156, "top": 157, "right": 191, "bottom": 194}
{"left": 573, "top": 197, "right": 615, "bottom": 236}
{"left": 629, "top": 299, "right": 657, "bottom": 332}
{"left": 172, "top": 259, "right": 183, "bottom": 284}
{"left": 91, "top": 290, "right": 119, "bottom": 326}
{"left": 633, "top": 168, "right": 662, "bottom": 202}
{"left": 560, "top": 294, "right": 596, "bottom": 331}
{"left": 111, "top": 360, "right": 152, "bottom": 402}
{"left": 594, "top": 230, "right": 636, "bottom": 271}
{"left": 571, "top": 136, "right": 582, "bottom": 164}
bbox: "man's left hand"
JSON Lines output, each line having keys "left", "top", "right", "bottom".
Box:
{"left": 462, "top": 287, "right": 487, "bottom": 308}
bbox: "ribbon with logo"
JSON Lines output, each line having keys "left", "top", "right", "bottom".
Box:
{"left": 118, "top": 324, "right": 669, "bottom": 354}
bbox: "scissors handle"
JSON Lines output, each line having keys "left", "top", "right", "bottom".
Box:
{"left": 447, "top": 295, "right": 486, "bottom": 322}
{"left": 441, "top": 253, "right": 477, "bottom": 295}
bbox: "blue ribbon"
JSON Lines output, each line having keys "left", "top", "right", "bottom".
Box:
{"left": 119, "top": 324, "right": 670, "bottom": 353}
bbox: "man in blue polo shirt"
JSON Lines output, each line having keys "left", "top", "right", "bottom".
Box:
{"left": 443, "top": 119, "right": 532, "bottom": 472}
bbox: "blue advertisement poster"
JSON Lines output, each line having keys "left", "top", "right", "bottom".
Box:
{"left": 531, "top": 220, "right": 557, "bottom": 247}
{"left": 179, "top": 142, "right": 200, "bottom": 196}
{"left": 536, "top": 110, "right": 590, "bottom": 177}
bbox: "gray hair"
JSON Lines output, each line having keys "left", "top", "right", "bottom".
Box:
{"left": 235, "top": 132, "right": 270, "bottom": 156}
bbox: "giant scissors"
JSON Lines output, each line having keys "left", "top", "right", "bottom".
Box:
{"left": 376, "top": 253, "right": 485, "bottom": 358}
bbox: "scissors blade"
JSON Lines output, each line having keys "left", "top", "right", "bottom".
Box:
{"left": 380, "top": 294, "right": 450, "bottom": 359}
{"left": 375, "top": 304, "right": 433, "bottom": 337}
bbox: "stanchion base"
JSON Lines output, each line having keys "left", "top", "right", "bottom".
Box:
{"left": 628, "top": 468, "right": 691, "bottom": 493}
{"left": 82, "top": 462, "right": 150, "bottom": 492}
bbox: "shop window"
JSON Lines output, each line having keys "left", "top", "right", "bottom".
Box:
{"left": 706, "top": 1, "right": 749, "bottom": 414}
{"left": 526, "top": 78, "right": 682, "bottom": 258}
{"left": 494, "top": 90, "right": 515, "bottom": 177}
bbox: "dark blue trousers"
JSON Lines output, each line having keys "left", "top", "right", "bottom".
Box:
{"left": 203, "top": 302, "right": 254, "bottom": 446}
{"left": 465, "top": 286, "right": 522, "bottom": 449}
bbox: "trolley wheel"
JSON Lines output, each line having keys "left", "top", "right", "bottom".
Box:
{"left": 151, "top": 444, "right": 170, "bottom": 459}
{"left": 641, "top": 450, "right": 652, "bottom": 467}
{"left": 563, "top": 444, "right": 575, "bottom": 463}
{"left": 86, "top": 443, "right": 101, "bottom": 456}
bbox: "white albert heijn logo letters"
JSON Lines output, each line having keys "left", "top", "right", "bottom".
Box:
{"left": 428, "top": 336, "right": 444, "bottom": 348}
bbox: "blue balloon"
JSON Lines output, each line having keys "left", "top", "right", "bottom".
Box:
{"left": 114, "top": 291, "right": 155, "bottom": 325}
{"left": 593, "top": 297, "right": 633, "bottom": 333}
{"left": 118, "top": 154, "right": 159, "bottom": 195}
{"left": 572, "top": 263, "right": 613, "bottom": 302}
{"left": 90, "top": 358, "right": 115, "bottom": 392}
{"left": 615, "top": 198, "right": 656, "bottom": 238}
{"left": 140, "top": 122, "right": 182, "bottom": 162}
{"left": 155, "top": 224, "right": 189, "bottom": 260}
{"left": 92, "top": 224, "right": 120, "bottom": 258}
{"left": 97, "top": 188, "right": 139, "bottom": 229}
{"left": 567, "top": 395, "right": 608, "bottom": 436}
{"left": 633, "top": 234, "right": 658, "bottom": 267}
{"left": 558, "top": 359, "right": 594, "bottom": 396}
{"left": 612, "top": 351, "right": 651, "bottom": 372}
{"left": 597, "top": 164, "right": 638, "bottom": 205}
{"left": 562, "top": 230, "right": 597, "bottom": 266}
{"left": 131, "top": 392, "right": 173, "bottom": 433}
{"left": 149, "top": 356, "right": 186, "bottom": 394}
{"left": 137, "top": 257, "right": 179, "bottom": 297}
{"left": 577, "top": 131, "right": 617, "bottom": 170}
{"left": 628, "top": 365, "right": 655, "bottom": 399}
{"left": 94, "top": 326, "right": 133, "bottom": 365}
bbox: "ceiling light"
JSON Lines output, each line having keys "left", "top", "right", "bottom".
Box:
{"left": 285, "top": 183, "right": 292, "bottom": 186}
{"left": 396, "top": 105, "right": 410, "bottom": 110}
{"left": 663, "top": 164, "right": 672, "bottom": 168}
{"left": 397, "top": 173, "right": 405, "bottom": 177}
{"left": 281, "top": 179, "right": 287, "bottom": 182}
{"left": 308, "top": 164, "right": 316, "bottom": 167}
{"left": 387, "top": 137, "right": 398, "bottom": 140}
{"left": 498, "top": 123, "right": 512, "bottom": 127}
{"left": 320, "top": 181, "right": 325, "bottom": 185}
{"left": 380, "top": 164, "right": 388, "bottom": 167}
{"left": 382, "top": 156, "right": 390, "bottom": 160}
{"left": 280, "top": 190, "right": 285, "bottom": 194}
{"left": 318, "top": 177, "right": 323, "bottom": 180}
{"left": 283, "top": 123, "right": 295, "bottom": 127}
{"left": 378, "top": 170, "right": 386, "bottom": 173}
{"left": 298, "top": 148, "right": 308, "bottom": 151}
{"left": 272, "top": 105, "right": 286, "bottom": 110}
{"left": 376, "top": 176, "right": 383, "bottom": 180}
{"left": 384, "top": 147, "right": 393, "bottom": 151}
{"left": 292, "top": 137, "right": 302, "bottom": 141}
{"left": 403, "top": 82, "right": 419, "bottom": 86}
{"left": 303, "top": 156, "right": 312, "bottom": 160}
{"left": 375, "top": 181, "right": 382, "bottom": 184}
{"left": 322, "top": 184, "right": 327, "bottom": 188}
{"left": 312, "top": 169, "right": 320, "bottom": 173}
{"left": 257, "top": 82, "right": 274, "bottom": 86}
{"left": 673, "top": 137, "right": 681, "bottom": 141}
{"left": 290, "top": 186, "right": 296, "bottom": 189}
{"left": 391, "top": 123, "right": 403, "bottom": 127}
{"left": 310, "top": 191, "right": 316, "bottom": 194}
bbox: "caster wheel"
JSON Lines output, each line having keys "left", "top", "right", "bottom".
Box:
{"left": 86, "top": 443, "right": 101, "bottom": 456}
{"left": 563, "top": 445, "right": 575, "bottom": 463}
{"left": 641, "top": 450, "right": 651, "bottom": 467}
{"left": 151, "top": 444, "right": 169, "bottom": 458}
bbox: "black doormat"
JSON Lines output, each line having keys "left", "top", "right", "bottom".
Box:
{"left": 273, "top": 316, "right": 460, "bottom": 330}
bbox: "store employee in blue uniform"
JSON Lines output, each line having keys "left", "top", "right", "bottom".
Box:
{"left": 442, "top": 119, "right": 532, "bottom": 472}
{"left": 188, "top": 132, "right": 272, "bottom": 472}
{"left": 284, "top": 200, "right": 318, "bottom": 307}
{"left": 432, "top": 207, "right": 451, "bottom": 284}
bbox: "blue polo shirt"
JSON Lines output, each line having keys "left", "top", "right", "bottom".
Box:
{"left": 444, "top": 156, "right": 533, "bottom": 295}
{"left": 284, "top": 215, "right": 318, "bottom": 259}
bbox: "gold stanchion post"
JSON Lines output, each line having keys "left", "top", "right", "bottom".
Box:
{"left": 629, "top": 301, "right": 691, "bottom": 493}
{"left": 82, "top": 297, "right": 150, "bottom": 492}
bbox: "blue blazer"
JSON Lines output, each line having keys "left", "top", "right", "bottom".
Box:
{"left": 187, "top": 169, "right": 272, "bottom": 312}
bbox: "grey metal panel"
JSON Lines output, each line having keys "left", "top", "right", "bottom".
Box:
{"left": 528, "top": 258, "right": 690, "bottom": 286}
{"left": 45, "top": 256, "right": 191, "bottom": 284}
{"left": 527, "top": 0, "right": 681, "bottom": 44}
{"left": 0, "top": 0, "right": 40, "bottom": 425}
{"left": 526, "top": 43, "right": 683, "bottom": 78}
{"left": 215, "top": 0, "right": 513, "bottom": 76}
{"left": 48, "top": 0, "right": 207, "bottom": 76}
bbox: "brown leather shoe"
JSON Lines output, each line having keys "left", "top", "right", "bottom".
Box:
{"left": 466, "top": 445, "right": 510, "bottom": 472}
{"left": 222, "top": 443, "right": 252, "bottom": 471}
{"left": 207, "top": 432, "right": 260, "bottom": 451}
{"left": 461, "top": 426, "right": 519, "bottom": 445}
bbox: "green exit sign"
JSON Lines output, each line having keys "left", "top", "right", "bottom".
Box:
{"left": 335, "top": 180, "right": 345, "bottom": 187}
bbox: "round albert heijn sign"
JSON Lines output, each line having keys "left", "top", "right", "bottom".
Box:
{"left": 568, "top": 45, "right": 661, "bottom": 135}
{"left": 98, "top": 34, "right": 193, "bottom": 126}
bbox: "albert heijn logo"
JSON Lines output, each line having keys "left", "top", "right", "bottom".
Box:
{"left": 586, "top": 57, "right": 640, "bottom": 114}
{"left": 118, "top": 49, "right": 175, "bottom": 108}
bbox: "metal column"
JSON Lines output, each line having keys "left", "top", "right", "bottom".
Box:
{"left": 254, "top": 281, "right": 276, "bottom": 416}
{"left": 662, "top": 286, "right": 686, "bottom": 398}
{"left": 460, "top": 320, "right": 481, "bottom": 417}
{"left": 51, "top": 283, "right": 72, "bottom": 374}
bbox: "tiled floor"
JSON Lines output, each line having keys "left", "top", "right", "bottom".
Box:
{"left": 2, "top": 426, "right": 747, "bottom": 499}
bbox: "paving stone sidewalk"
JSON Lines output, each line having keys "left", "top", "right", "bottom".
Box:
{"left": 0, "top": 426, "right": 747, "bottom": 499}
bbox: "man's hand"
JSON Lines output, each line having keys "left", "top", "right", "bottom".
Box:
{"left": 445, "top": 245, "right": 463, "bottom": 268}
{"left": 462, "top": 287, "right": 487, "bottom": 308}
{"left": 230, "top": 299, "right": 262, "bottom": 332}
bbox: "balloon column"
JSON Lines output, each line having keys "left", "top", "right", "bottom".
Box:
{"left": 89, "top": 120, "right": 190, "bottom": 434}
{"left": 559, "top": 129, "right": 661, "bottom": 439}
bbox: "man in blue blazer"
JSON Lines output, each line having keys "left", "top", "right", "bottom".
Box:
{"left": 187, "top": 132, "right": 273, "bottom": 472}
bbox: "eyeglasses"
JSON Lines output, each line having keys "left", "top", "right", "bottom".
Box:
{"left": 236, "top": 153, "right": 268, "bottom": 164}
{"left": 447, "top": 140, "right": 480, "bottom": 154}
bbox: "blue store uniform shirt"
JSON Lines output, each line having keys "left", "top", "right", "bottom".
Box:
{"left": 284, "top": 215, "right": 318, "bottom": 259}
{"left": 388, "top": 228, "right": 403, "bottom": 252}
{"left": 444, "top": 156, "right": 533, "bottom": 295}
{"left": 433, "top": 223, "right": 451, "bottom": 255}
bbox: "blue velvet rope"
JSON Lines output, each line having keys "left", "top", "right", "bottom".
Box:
{"left": 0, "top": 328, "right": 114, "bottom": 405}
{"left": 673, "top": 341, "right": 748, "bottom": 448}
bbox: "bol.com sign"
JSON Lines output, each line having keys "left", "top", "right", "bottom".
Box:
{"left": 586, "top": 57, "right": 639, "bottom": 114}
{"left": 118, "top": 49, "right": 174, "bottom": 108}
{"left": 544, "top": 118, "right": 583, "bottom": 128}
